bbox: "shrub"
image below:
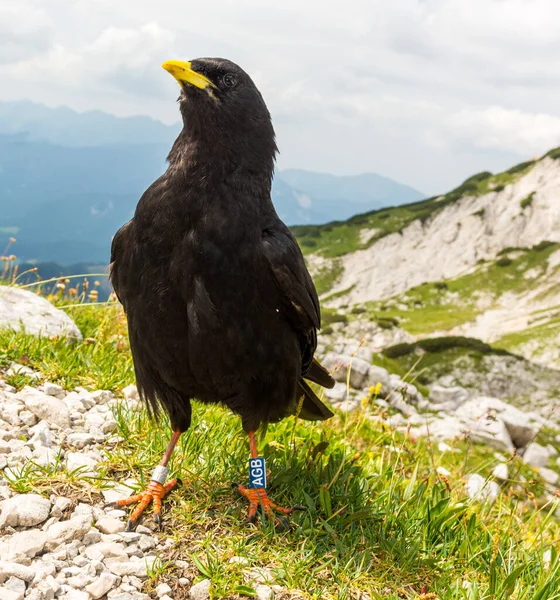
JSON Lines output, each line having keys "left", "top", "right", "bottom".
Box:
{"left": 434, "top": 281, "right": 448, "bottom": 290}
{"left": 520, "top": 192, "right": 535, "bottom": 210}
{"left": 498, "top": 246, "right": 521, "bottom": 255}
{"left": 496, "top": 257, "right": 513, "bottom": 267}
{"left": 472, "top": 208, "right": 485, "bottom": 218}
{"left": 382, "top": 336, "right": 518, "bottom": 358}
{"left": 376, "top": 317, "right": 399, "bottom": 329}
{"left": 351, "top": 306, "right": 366, "bottom": 315}
{"left": 533, "top": 240, "right": 556, "bottom": 252}
{"left": 382, "top": 343, "right": 414, "bottom": 358}
{"left": 463, "top": 171, "right": 493, "bottom": 185}
{"left": 546, "top": 147, "right": 560, "bottom": 160}
{"left": 493, "top": 184, "right": 505, "bottom": 192}
{"left": 506, "top": 160, "right": 536, "bottom": 175}
{"left": 322, "top": 310, "right": 348, "bottom": 326}
{"left": 302, "top": 239, "right": 317, "bottom": 248}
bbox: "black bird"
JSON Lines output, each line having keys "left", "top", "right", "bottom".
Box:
{"left": 110, "top": 58, "right": 335, "bottom": 529}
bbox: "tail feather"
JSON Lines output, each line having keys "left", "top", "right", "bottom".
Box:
{"left": 297, "top": 379, "right": 334, "bottom": 421}
{"left": 305, "top": 358, "right": 335, "bottom": 389}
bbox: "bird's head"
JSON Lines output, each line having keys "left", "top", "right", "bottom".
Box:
{"left": 162, "top": 57, "right": 277, "bottom": 178}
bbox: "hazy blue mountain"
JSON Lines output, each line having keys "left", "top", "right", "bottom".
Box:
{"left": 276, "top": 169, "right": 424, "bottom": 221}
{"left": 0, "top": 101, "right": 424, "bottom": 264}
{"left": 0, "top": 100, "right": 179, "bottom": 147}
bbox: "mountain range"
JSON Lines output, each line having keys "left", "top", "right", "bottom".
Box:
{"left": 0, "top": 101, "right": 423, "bottom": 264}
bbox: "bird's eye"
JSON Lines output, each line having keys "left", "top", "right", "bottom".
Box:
{"left": 223, "top": 73, "right": 237, "bottom": 88}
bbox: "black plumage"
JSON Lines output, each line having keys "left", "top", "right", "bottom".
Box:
{"left": 109, "top": 57, "right": 334, "bottom": 525}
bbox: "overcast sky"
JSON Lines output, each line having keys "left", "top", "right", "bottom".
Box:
{"left": 2, "top": 0, "right": 560, "bottom": 194}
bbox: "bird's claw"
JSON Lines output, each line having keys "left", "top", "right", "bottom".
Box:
{"left": 114, "top": 478, "right": 180, "bottom": 531}
{"left": 235, "top": 483, "right": 304, "bottom": 530}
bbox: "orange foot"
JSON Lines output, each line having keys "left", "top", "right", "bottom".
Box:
{"left": 234, "top": 483, "right": 305, "bottom": 530}
{"left": 112, "top": 478, "right": 181, "bottom": 531}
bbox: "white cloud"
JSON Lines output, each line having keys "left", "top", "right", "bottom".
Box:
{"left": 447, "top": 107, "right": 560, "bottom": 154}
{"left": 2, "top": 0, "right": 560, "bottom": 192}
{"left": 0, "top": 2, "right": 53, "bottom": 63}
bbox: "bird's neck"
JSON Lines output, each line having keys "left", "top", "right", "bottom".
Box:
{"left": 167, "top": 128, "right": 275, "bottom": 193}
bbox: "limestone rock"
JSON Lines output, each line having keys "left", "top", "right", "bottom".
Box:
{"left": 17, "top": 387, "right": 71, "bottom": 429}
{"left": 189, "top": 579, "right": 211, "bottom": 600}
{"left": 0, "top": 287, "right": 81, "bottom": 339}
{"left": 0, "top": 493, "right": 51, "bottom": 528}
{"left": 466, "top": 474, "right": 500, "bottom": 501}
{"left": 85, "top": 572, "right": 120, "bottom": 599}
{"left": 429, "top": 385, "right": 469, "bottom": 409}
{"left": 523, "top": 443, "right": 551, "bottom": 468}
{"left": 456, "top": 397, "right": 535, "bottom": 449}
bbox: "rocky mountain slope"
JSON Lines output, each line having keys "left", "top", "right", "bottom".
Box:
{"left": 296, "top": 150, "right": 560, "bottom": 369}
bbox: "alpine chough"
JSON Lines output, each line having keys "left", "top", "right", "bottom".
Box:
{"left": 109, "top": 57, "right": 335, "bottom": 530}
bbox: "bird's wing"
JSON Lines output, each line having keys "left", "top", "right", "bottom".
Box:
{"left": 261, "top": 218, "right": 320, "bottom": 373}
{"left": 109, "top": 220, "right": 132, "bottom": 309}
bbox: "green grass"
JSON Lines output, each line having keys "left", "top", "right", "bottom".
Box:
{"left": 1, "top": 301, "right": 560, "bottom": 598}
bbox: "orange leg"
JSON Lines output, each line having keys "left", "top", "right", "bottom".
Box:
{"left": 234, "top": 431, "right": 305, "bottom": 529}
{"left": 112, "top": 430, "right": 182, "bottom": 531}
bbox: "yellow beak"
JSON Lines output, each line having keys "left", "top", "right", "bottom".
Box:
{"left": 161, "top": 60, "right": 215, "bottom": 90}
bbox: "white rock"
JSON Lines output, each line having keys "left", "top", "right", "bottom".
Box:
{"left": 45, "top": 516, "right": 91, "bottom": 550}
{"left": 86, "top": 572, "right": 120, "bottom": 599}
{"left": 66, "top": 452, "right": 98, "bottom": 475}
{"left": 466, "top": 474, "right": 500, "bottom": 501}
{"left": 523, "top": 443, "right": 551, "bottom": 468}
{"left": 33, "top": 446, "right": 61, "bottom": 468}
{"left": 492, "top": 464, "right": 509, "bottom": 480}
{"left": 437, "top": 442, "right": 453, "bottom": 453}
{"left": 104, "top": 556, "right": 156, "bottom": 578}
{"left": 436, "top": 466, "right": 451, "bottom": 477}
{"left": 255, "top": 584, "right": 274, "bottom": 600}
{"left": 156, "top": 583, "right": 173, "bottom": 597}
{"left": 324, "top": 382, "right": 348, "bottom": 402}
{"left": 84, "top": 542, "right": 127, "bottom": 562}
{"left": 539, "top": 467, "right": 559, "bottom": 485}
{"left": 51, "top": 497, "right": 73, "bottom": 519}
{"left": 0, "top": 529, "right": 47, "bottom": 560}
{"left": 17, "top": 387, "right": 71, "bottom": 429}
{"left": 59, "top": 590, "right": 90, "bottom": 600}
{"left": 96, "top": 516, "right": 126, "bottom": 535}
{"left": 189, "top": 579, "right": 211, "bottom": 600}
{"left": 0, "top": 493, "right": 51, "bottom": 528}
{"left": 28, "top": 421, "right": 55, "bottom": 448}
{"left": 0, "top": 561, "right": 35, "bottom": 582}
{"left": 66, "top": 432, "right": 94, "bottom": 450}
{"left": 43, "top": 382, "right": 66, "bottom": 399}
{"left": 91, "top": 390, "right": 114, "bottom": 405}
{"left": 430, "top": 385, "right": 469, "bottom": 409}
{"left": 337, "top": 400, "right": 359, "bottom": 413}
{"left": 456, "top": 397, "right": 537, "bottom": 449}
{"left": 364, "top": 365, "right": 390, "bottom": 392}
{"left": 0, "top": 287, "right": 81, "bottom": 339}
{"left": 4, "top": 577, "right": 25, "bottom": 596}
{"left": 6, "top": 363, "right": 41, "bottom": 380}
{"left": 67, "top": 572, "right": 90, "bottom": 589}
{"left": 122, "top": 385, "right": 139, "bottom": 402}
{"left": 101, "top": 484, "right": 135, "bottom": 505}
{"left": 321, "top": 354, "right": 370, "bottom": 388}
{"left": 0, "top": 586, "right": 24, "bottom": 600}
